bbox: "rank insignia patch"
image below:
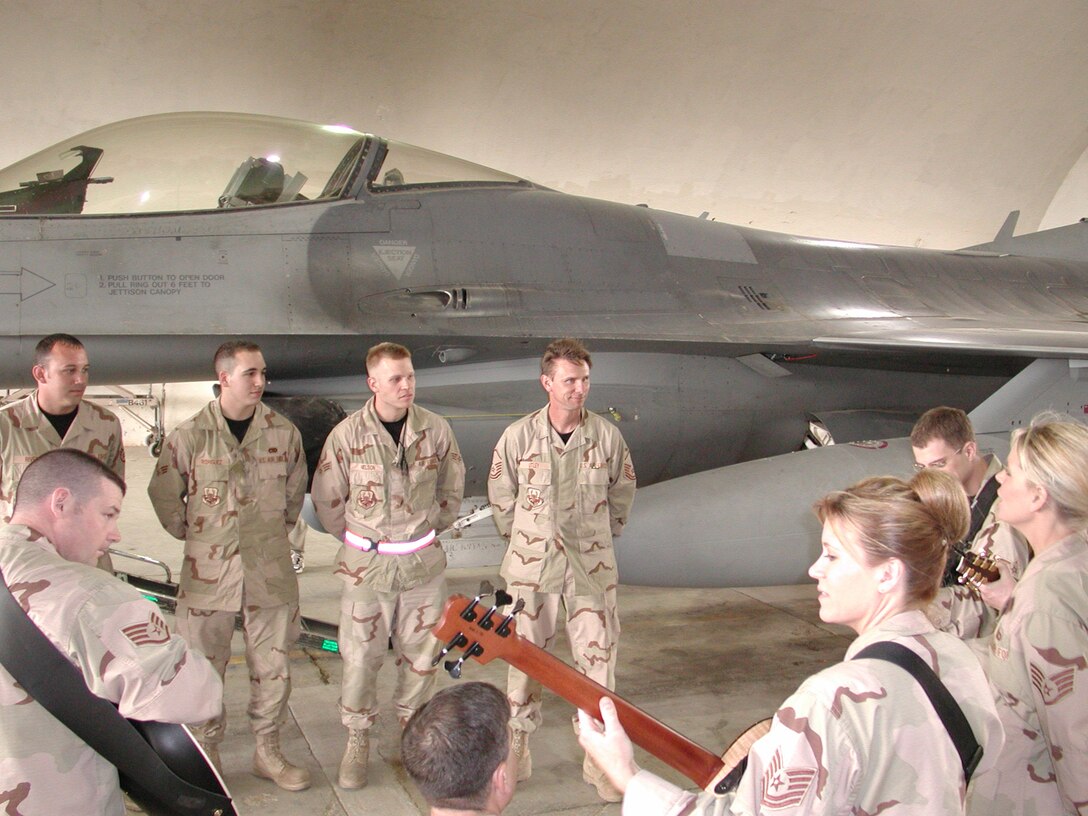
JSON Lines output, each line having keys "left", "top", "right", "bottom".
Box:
{"left": 122, "top": 611, "right": 170, "bottom": 647}
{"left": 1031, "top": 662, "right": 1076, "bottom": 705}
{"left": 761, "top": 749, "right": 816, "bottom": 810}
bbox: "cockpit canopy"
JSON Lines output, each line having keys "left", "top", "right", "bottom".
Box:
{"left": 0, "top": 112, "right": 526, "bottom": 216}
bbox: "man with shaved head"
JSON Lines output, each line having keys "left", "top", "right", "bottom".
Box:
{"left": 0, "top": 449, "right": 220, "bottom": 815}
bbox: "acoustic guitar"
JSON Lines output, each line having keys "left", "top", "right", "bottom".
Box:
{"left": 433, "top": 591, "right": 771, "bottom": 794}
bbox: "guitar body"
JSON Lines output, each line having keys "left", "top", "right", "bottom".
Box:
{"left": 120, "top": 720, "right": 236, "bottom": 816}
{"left": 435, "top": 593, "right": 771, "bottom": 795}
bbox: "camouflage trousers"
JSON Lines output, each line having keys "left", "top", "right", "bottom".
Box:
{"left": 176, "top": 601, "right": 299, "bottom": 743}
{"left": 507, "top": 576, "right": 620, "bottom": 734}
{"left": 338, "top": 572, "right": 445, "bottom": 730}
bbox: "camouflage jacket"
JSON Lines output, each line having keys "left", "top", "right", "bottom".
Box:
{"left": 624, "top": 611, "right": 1003, "bottom": 816}
{"left": 311, "top": 400, "right": 464, "bottom": 596}
{"left": 0, "top": 393, "right": 125, "bottom": 521}
{"left": 488, "top": 406, "right": 636, "bottom": 595}
{"left": 147, "top": 400, "right": 306, "bottom": 611}
{"left": 926, "top": 455, "right": 1031, "bottom": 639}
{"left": 0, "top": 524, "right": 222, "bottom": 816}
{"left": 968, "top": 531, "right": 1088, "bottom": 816}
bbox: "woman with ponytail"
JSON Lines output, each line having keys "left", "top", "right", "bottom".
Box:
{"left": 578, "top": 470, "right": 1002, "bottom": 815}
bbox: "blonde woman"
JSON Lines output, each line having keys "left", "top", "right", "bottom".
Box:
{"left": 968, "top": 414, "right": 1088, "bottom": 815}
{"left": 579, "top": 471, "right": 1002, "bottom": 815}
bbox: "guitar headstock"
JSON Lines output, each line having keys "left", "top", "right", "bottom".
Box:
{"left": 955, "top": 549, "right": 1000, "bottom": 593}
{"left": 432, "top": 584, "right": 525, "bottom": 678}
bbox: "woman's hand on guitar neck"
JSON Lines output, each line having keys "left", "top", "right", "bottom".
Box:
{"left": 577, "top": 697, "right": 639, "bottom": 797}
{"left": 977, "top": 558, "right": 1017, "bottom": 613}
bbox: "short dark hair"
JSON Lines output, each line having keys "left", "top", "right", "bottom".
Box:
{"left": 910, "top": 406, "right": 975, "bottom": 449}
{"left": 213, "top": 340, "right": 262, "bottom": 375}
{"left": 365, "top": 342, "right": 411, "bottom": 374}
{"left": 402, "top": 682, "right": 510, "bottom": 809}
{"left": 14, "top": 449, "right": 126, "bottom": 511}
{"left": 540, "top": 337, "right": 592, "bottom": 377}
{"left": 34, "top": 333, "right": 84, "bottom": 367}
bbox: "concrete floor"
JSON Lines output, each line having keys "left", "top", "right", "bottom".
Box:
{"left": 113, "top": 448, "right": 853, "bottom": 816}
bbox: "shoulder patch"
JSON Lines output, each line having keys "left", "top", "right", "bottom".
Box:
{"left": 761, "top": 748, "right": 817, "bottom": 809}
{"left": 1031, "top": 661, "right": 1077, "bottom": 705}
{"left": 122, "top": 611, "right": 171, "bottom": 647}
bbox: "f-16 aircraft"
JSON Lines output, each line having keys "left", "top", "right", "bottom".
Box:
{"left": 2, "top": 112, "right": 1086, "bottom": 586}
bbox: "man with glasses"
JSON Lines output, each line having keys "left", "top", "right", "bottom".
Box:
{"left": 910, "top": 406, "right": 1030, "bottom": 638}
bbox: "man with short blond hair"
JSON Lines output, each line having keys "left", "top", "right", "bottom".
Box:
{"left": 312, "top": 341, "right": 464, "bottom": 790}
{"left": 148, "top": 340, "right": 310, "bottom": 791}
{"left": 0, "top": 334, "right": 125, "bottom": 571}
{"left": 910, "top": 406, "right": 1030, "bottom": 638}
{"left": 488, "top": 337, "right": 636, "bottom": 802}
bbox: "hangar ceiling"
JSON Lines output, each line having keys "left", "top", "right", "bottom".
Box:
{"left": 1, "top": 0, "right": 1086, "bottom": 249}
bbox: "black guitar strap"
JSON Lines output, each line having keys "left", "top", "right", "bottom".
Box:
{"left": 0, "top": 565, "right": 234, "bottom": 816}
{"left": 854, "top": 641, "right": 983, "bottom": 783}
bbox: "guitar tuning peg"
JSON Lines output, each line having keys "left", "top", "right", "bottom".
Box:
{"left": 495, "top": 589, "right": 512, "bottom": 607}
{"left": 496, "top": 598, "right": 525, "bottom": 637}
{"left": 431, "top": 632, "right": 468, "bottom": 667}
{"left": 478, "top": 580, "right": 495, "bottom": 597}
{"left": 443, "top": 641, "right": 483, "bottom": 679}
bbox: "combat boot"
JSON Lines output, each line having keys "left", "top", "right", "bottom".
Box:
{"left": 511, "top": 728, "right": 532, "bottom": 781}
{"left": 253, "top": 731, "right": 311, "bottom": 791}
{"left": 338, "top": 728, "right": 370, "bottom": 789}
{"left": 583, "top": 753, "right": 623, "bottom": 803}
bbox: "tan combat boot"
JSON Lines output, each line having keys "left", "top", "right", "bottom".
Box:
{"left": 338, "top": 728, "right": 370, "bottom": 790}
{"left": 511, "top": 728, "right": 532, "bottom": 782}
{"left": 583, "top": 753, "right": 623, "bottom": 803}
{"left": 253, "top": 731, "right": 312, "bottom": 791}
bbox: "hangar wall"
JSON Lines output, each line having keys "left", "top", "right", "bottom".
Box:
{"left": 2, "top": 0, "right": 1087, "bottom": 250}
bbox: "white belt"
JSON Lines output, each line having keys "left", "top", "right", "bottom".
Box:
{"left": 344, "top": 528, "right": 435, "bottom": 555}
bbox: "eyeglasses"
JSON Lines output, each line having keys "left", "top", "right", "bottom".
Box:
{"left": 912, "top": 444, "right": 965, "bottom": 471}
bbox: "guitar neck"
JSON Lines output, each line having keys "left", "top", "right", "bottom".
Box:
{"left": 501, "top": 635, "right": 725, "bottom": 790}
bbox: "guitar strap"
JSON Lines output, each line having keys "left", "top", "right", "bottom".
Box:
{"left": 0, "top": 565, "right": 234, "bottom": 816}
{"left": 853, "top": 641, "right": 983, "bottom": 782}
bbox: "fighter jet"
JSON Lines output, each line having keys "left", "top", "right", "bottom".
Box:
{"left": 2, "top": 112, "right": 1086, "bottom": 586}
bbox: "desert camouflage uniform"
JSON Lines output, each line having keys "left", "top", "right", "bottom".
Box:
{"left": 967, "top": 531, "right": 1088, "bottom": 816}
{"left": 0, "top": 393, "right": 125, "bottom": 572}
{"left": 488, "top": 406, "right": 635, "bottom": 733}
{"left": 926, "top": 455, "right": 1031, "bottom": 639}
{"left": 623, "top": 610, "right": 1002, "bottom": 816}
{"left": 311, "top": 399, "right": 464, "bottom": 728}
{"left": 0, "top": 524, "right": 221, "bottom": 816}
{"left": 147, "top": 400, "right": 305, "bottom": 744}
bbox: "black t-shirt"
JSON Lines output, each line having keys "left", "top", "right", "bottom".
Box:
{"left": 225, "top": 414, "right": 253, "bottom": 444}
{"left": 380, "top": 416, "right": 407, "bottom": 445}
{"left": 41, "top": 406, "right": 78, "bottom": 440}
